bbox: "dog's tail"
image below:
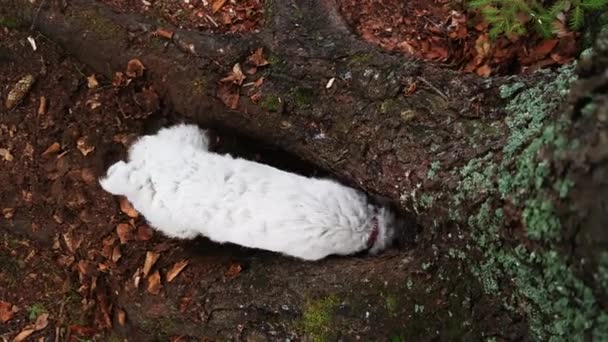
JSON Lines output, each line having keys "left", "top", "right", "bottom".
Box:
{"left": 99, "top": 160, "right": 136, "bottom": 196}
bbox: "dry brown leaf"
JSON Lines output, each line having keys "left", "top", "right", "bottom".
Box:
{"left": 87, "top": 74, "right": 99, "bottom": 89}
{"left": 117, "top": 309, "right": 126, "bottom": 326}
{"left": 143, "top": 251, "right": 160, "bottom": 277}
{"left": 217, "top": 83, "right": 239, "bottom": 109}
{"left": 112, "top": 72, "right": 126, "bottom": 87}
{"left": 116, "top": 223, "right": 134, "bottom": 244}
{"left": 147, "top": 270, "right": 162, "bottom": 295}
{"left": 212, "top": 0, "right": 228, "bottom": 13}
{"left": 0, "top": 301, "right": 14, "bottom": 323}
{"left": 41, "top": 142, "right": 61, "bottom": 157}
{"left": 0, "top": 148, "right": 14, "bottom": 161}
{"left": 34, "top": 313, "right": 49, "bottom": 330}
{"left": 57, "top": 254, "right": 75, "bottom": 267}
{"left": 220, "top": 63, "right": 245, "bottom": 85}
{"left": 77, "top": 260, "right": 94, "bottom": 276}
{"left": 5, "top": 74, "right": 36, "bottom": 109}
{"left": 13, "top": 328, "right": 35, "bottom": 342}
{"left": 136, "top": 225, "right": 154, "bottom": 241}
{"left": 3, "top": 208, "right": 14, "bottom": 219}
{"left": 119, "top": 197, "right": 139, "bottom": 218}
{"left": 167, "top": 260, "right": 189, "bottom": 282}
{"left": 76, "top": 136, "right": 95, "bottom": 156}
{"left": 225, "top": 262, "right": 242, "bottom": 279}
{"left": 111, "top": 245, "right": 122, "bottom": 263}
{"left": 153, "top": 28, "right": 174, "bottom": 39}
{"left": 475, "top": 64, "right": 492, "bottom": 77}
{"left": 247, "top": 48, "right": 269, "bottom": 67}
{"left": 62, "top": 230, "right": 82, "bottom": 254}
{"left": 38, "top": 96, "right": 47, "bottom": 115}
{"left": 126, "top": 59, "right": 145, "bottom": 78}
{"left": 85, "top": 94, "right": 102, "bottom": 110}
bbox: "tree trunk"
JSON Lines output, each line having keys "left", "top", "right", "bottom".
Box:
{"left": 3, "top": 0, "right": 607, "bottom": 340}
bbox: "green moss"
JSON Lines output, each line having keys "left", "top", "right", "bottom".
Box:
{"left": 0, "top": 16, "right": 22, "bottom": 29}
{"left": 191, "top": 78, "right": 206, "bottom": 96}
{"left": 28, "top": 303, "right": 48, "bottom": 320}
{"left": 300, "top": 295, "right": 339, "bottom": 342}
{"left": 385, "top": 294, "right": 399, "bottom": 315}
{"left": 347, "top": 53, "right": 372, "bottom": 66}
{"left": 78, "top": 9, "right": 122, "bottom": 40}
{"left": 291, "top": 87, "right": 314, "bottom": 109}
{"left": 380, "top": 99, "right": 398, "bottom": 114}
{"left": 260, "top": 95, "right": 280, "bottom": 112}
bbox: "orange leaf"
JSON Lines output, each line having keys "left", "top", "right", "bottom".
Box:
{"left": 212, "top": 0, "right": 227, "bottom": 13}
{"left": 143, "top": 251, "right": 160, "bottom": 277}
{"left": 126, "top": 59, "right": 145, "bottom": 78}
{"left": 119, "top": 197, "right": 139, "bottom": 218}
{"left": 167, "top": 260, "right": 189, "bottom": 282}
{"left": 225, "top": 262, "right": 242, "bottom": 279}
{"left": 147, "top": 270, "right": 162, "bottom": 295}
{"left": 116, "top": 223, "right": 134, "bottom": 244}
{"left": 0, "top": 301, "right": 14, "bottom": 323}
{"left": 247, "top": 48, "right": 269, "bottom": 67}
{"left": 136, "top": 225, "right": 154, "bottom": 241}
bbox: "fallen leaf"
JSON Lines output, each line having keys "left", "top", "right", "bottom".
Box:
{"left": 147, "top": 270, "right": 162, "bottom": 295}
{"left": 167, "top": 260, "right": 189, "bottom": 282}
{"left": 220, "top": 63, "right": 245, "bottom": 85}
{"left": 62, "top": 230, "right": 82, "bottom": 254}
{"left": 217, "top": 82, "right": 240, "bottom": 109}
{"left": 136, "top": 225, "right": 154, "bottom": 241}
{"left": 85, "top": 94, "right": 102, "bottom": 110}
{"left": 0, "top": 301, "right": 14, "bottom": 323}
{"left": 77, "top": 260, "right": 94, "bottom": 276}
{"left": 13, "top": 328, "right": 35, "bottom": 342}
{"left": 225, "top": 262, "right": 242, "bottom": 279}
{"left": 69, "top": 325, "right": 96, "bottom": 338}
{"left": 119, "top": 197, "right": 139, "bottom": 218}
{"left": 41, "top": 142, "right": 61, "bottom": 157}
{"left": 87, "top": 74, "right": 99, "bottom": 89}
{"left": 475, "top": 64, "right": 492, "bottom": 77}
{"left": 247, "top": 48, "right": 269, "bottom": 67}
{"left": 34, "top": 313, "right": 49, "bottom": 330}
{"left": 133, "top": 268, "right": 142, "bottom": 288}
{"left": 153, "top": 28, "right": 174, "bottom": 39}
{"left": 5, "top": 74, "right": 36, "bottom": 109}
{"left": 117, "top": 309, "right": 126, "bottom": 326}
{"left": 37, "top": 96, "right": 47, "bottom": 115}
{"left": 111, "top": 245, "right": 122, "bottom": 263}
{"left": 0, "top": 148, "right": 14, "bottom": 161}
{"left": 57, "top": 254, "right": 75, "bottom": 267}
{"left": 112, "top": 72, "right": 127, "bottom": 87}
{"left": 76, "top": 136, "right": 95, "bottom": 156}
{"left": 212, "top": 0, "right": 227, "bottom": 13}
{"left": 3, "top": 208, "right": 14, "bottom": 219}
{"left": 143, "top": 251, "right": 160, "bottom": 277}
{"left": 126, "top": 59, "right": 145, "bottom": 78}
{"left": 116, "top": 223, "right": 134, "bottom": 244}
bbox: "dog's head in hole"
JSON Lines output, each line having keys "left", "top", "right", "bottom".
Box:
{"left": 99, "top": 123, "right": 407, "bottom": 261}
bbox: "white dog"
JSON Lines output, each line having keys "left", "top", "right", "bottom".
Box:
{"left": 99, "top": 124, "right": 401, "bottom": 260}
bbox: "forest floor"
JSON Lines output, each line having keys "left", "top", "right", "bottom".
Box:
{"left": 0, "top": 0, "right": 585, "bottom": 340}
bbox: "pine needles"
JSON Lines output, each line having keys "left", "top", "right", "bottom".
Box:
{"left": 468, "top": 0, "right": 608, "bottom": 39}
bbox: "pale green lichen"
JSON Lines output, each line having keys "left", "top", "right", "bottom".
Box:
{"left": 499, "top": 81, "right": 525, "bottom": 99}
{"left": 427, "top": 161, "right": 441, "bottom": 179}
{"left": 453, "top": 64, "right": 605, "bottom": 341}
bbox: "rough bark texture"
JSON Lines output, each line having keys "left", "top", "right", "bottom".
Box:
{"left": 2, "top": 0, "right": 607, "bottom": 340}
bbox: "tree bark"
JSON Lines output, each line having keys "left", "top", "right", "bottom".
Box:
{"left": 3, "top": 0, "right": 607, "bottom": 340}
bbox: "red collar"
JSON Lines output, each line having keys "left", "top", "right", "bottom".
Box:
{"left": 366, "top": 216, "right": 379, "bottom": 249}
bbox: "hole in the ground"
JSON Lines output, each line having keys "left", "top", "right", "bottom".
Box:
{"left": 137, "top": 114, "right": 418, "bottom": 256}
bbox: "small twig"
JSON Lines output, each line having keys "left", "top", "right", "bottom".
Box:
{"left": 30, "top": 0, "right": 48, "bottom": 31}
{"left": 417, "top": 76, "right": 449, "bottom": 101}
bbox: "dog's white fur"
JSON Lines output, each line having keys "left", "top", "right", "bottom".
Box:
{"left": 99, "top": 124, "right": 399, "bottom": 260}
